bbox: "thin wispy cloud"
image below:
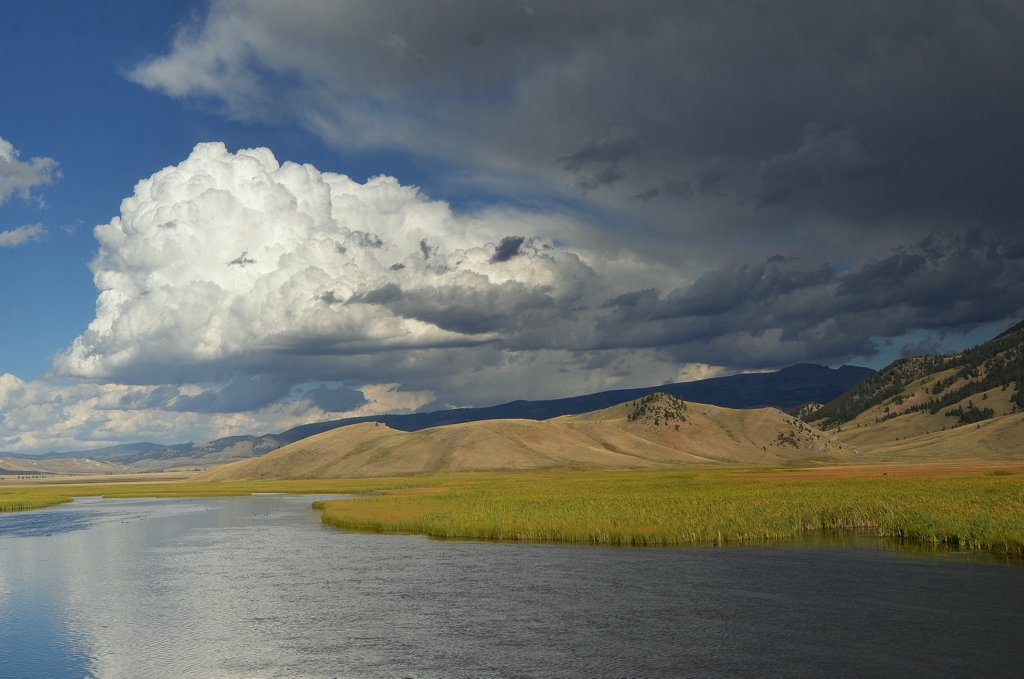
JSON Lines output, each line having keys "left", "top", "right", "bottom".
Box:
{"left": 0, "top": 136, "right": 59, "bottom": 206}
{"left": 0, "top": 223, "right": 46, "bottom": 248}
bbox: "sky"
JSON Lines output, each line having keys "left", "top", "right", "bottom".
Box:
{"left": 2, "top": 0, "right": 1023, "bottom": 453}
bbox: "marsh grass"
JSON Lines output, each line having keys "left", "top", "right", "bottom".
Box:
{"left": 0, "top": 492, "right": 73, "bottom": 512}
{"left": 315, "top": 470, "right": 1024, "bottom": 555}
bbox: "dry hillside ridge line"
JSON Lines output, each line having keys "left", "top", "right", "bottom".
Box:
{"left": 198, "top": 394, "right": 853, "bottom": 481}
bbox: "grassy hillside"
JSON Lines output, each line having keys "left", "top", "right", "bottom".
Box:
{"left": 798, "top": 322, "right": 1024, "bottom": 460}
{"left": 199, "top": 394, "right": 852, "bottom": 481}
{"left": 805, "top": 322, "right": 1024, "bottom": 430}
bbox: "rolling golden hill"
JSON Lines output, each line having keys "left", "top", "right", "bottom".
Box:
{"left": 198, "top": 394, "right": 853, "bottom": 481}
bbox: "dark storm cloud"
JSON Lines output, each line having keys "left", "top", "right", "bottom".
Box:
{"left": 594, "top": 231, "right": 1024, "bottom": 368}
{"left": 753, "top": 126, "right": 896, "bottom": 209}
{"left": 358, "top": 281, "right": 558, "bottom": 336}
{"left": 557, "top": 127, "right": 641, "bottom": 192}
{"left": 132, "top": 0, "right": 1024, "bottom": 262}
{"left": 631, "top": 179, "right": 691, "bottom": 202}
{"left": 664, "top": 261, "right": 837, "bottom": 317}
{"left": 557, "top": 128, "right": 643, "bottom": 174}
{"left": 303, "top": 384, "right": 366, "bottom": 412}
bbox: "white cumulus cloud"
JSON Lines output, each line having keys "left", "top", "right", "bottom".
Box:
{"left": 54, "top": 142, "right": 632, "bottom": 386}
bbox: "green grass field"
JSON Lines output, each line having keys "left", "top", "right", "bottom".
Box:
{"left": 4, "top": 469, "right": 1023, "bottom": 556}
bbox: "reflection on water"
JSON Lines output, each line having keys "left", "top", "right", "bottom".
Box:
{"left": 2, "top": 495, "right": 1024, "bottom": 678}
{"left": 744, "top": 528, "right": 1022, "bottom": 567}
{"left": 0, "top": 509, "right": 94, "bottom": 538}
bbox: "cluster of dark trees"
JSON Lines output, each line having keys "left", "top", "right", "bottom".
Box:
{"left": 944, "top": 401, "right": 996, "bottom": 426}
{"left": 627, "top": 393, "right": 687, "bottom": 426}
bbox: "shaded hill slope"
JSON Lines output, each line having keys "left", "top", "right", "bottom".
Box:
{"left": 199, "top": 394, "right": 853, "bottom": 481}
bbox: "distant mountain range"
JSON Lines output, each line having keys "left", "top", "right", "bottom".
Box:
{"left": 3, "top": 363, "right": 873, "bottom": 472}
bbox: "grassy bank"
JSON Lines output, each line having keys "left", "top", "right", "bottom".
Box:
{"left": 0, "top": 476, "right": 444, "bottom": 513}
{"left": 315, "top": 469, "right": 1024, "bottom": 555}
{"left": 0, "top": 492, "right": 74, "bottom": 512}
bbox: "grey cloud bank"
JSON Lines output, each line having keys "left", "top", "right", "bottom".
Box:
{"left": 130, "top": 1, "right": 1024, "bottom": 266}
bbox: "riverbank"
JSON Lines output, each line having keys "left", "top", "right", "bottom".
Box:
{"left": 314, "top": 466, "right": 1024, "bottom": 555}
{"left": 0, "top": 475, "right": 446, "bottom": 512}
{"left": 4, "top": 465, "right": 1023, "bottom": 556}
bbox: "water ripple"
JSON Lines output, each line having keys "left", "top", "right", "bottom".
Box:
{"left": 2, "top": 495, "right": 1024, "bottom": 678}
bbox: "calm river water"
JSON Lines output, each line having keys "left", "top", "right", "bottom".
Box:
{"left": 1, "top": 494, "right": 1023, "bottom": 678}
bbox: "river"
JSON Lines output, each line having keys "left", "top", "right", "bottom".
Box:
{"left": 1, "top": 494, "right": 1022, "bottom": 678}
